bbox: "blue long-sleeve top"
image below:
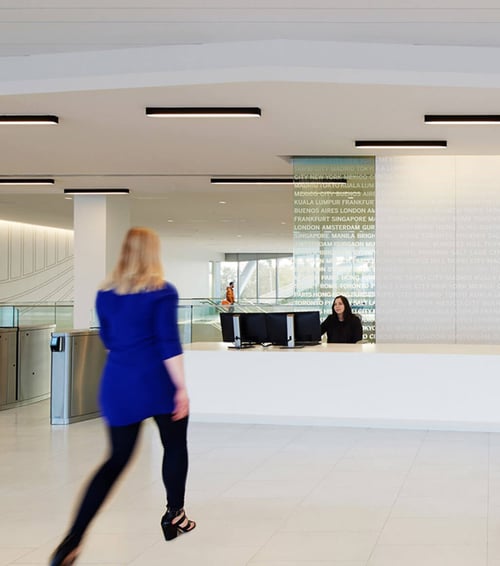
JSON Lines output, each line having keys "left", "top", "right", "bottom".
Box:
{"left": 95, "top": 282, "right": 182, "bottom": 426}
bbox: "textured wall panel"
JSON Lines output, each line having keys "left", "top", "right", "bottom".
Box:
{"left": 34, "top": 230, "right": 45, "bottom": 272}
{"left": 0, "top": 221, "right": 73, "bottom": 303}
{"left": 376, "top": 156, "right": 500, "bottom": 344}
{"left": 455, "top": 157, "right": 500, "bottom": 344}
{"left": 9, "top": 224, "right": 22, "bottom": 280}
{"left": 23, "top": 227, "right": 34, "bottom": 276}
{"left": 0, "top": 224, "right": 8, "bottom": 281}
{"left": 46, "top": 229, "right": 56, "bottom": 266}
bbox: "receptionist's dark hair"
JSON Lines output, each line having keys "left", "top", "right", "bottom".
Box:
{"left": 332, "top": 295, "right": 354, "bottom": 320}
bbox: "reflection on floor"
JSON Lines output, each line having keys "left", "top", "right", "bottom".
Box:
{"left": 0, "top": 400, "right": 498, "bottom": 566}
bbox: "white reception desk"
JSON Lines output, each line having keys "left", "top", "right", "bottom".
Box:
{"left": 184, "top": 342, "right": 500, "bottom": 432}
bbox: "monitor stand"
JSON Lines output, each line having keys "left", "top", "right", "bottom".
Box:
{"left": 278, "top": 313, "right": 304, "bottom": 349}
{"left": 227, "top": 314, "right": 255, "bottom": 349}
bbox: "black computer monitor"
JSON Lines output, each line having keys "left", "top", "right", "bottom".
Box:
{"left": 219, "top": 312, "right": 268, "bottom": 346}
{"left": 220, "top": 312, "right": 236, "bottom": 342}
{"left": 294, "top": 311, "right": 321, "bottom": 344}
{"left": 265, "top": 312, "right": 290, "bottom": 346}
{"left": 221, "top": 311, "right": 320, "bottom": 347}
{"left": 241, "top": 313, "right": 268, "bottom": 344}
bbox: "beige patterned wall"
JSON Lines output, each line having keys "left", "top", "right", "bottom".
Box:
{"left": 0, "top": 220, "right": 73, "bottom": 302}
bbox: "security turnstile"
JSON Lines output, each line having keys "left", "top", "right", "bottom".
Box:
{"left": 0, "top": 324, "right": 55, "bottom": 410}
{"left": 18, "top": 325, "right": 55, "bottom": 402}
{"left": 0, "top": 328, "right": 17, "bottom": 406}
{"left": 50, "top": 330, "right": 107, "bottom": 425}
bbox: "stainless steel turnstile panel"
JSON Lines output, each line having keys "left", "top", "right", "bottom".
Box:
{"left": 17, "top": 325, "right": 55, "bottom": 401}
{"left": 0, "top": 328, "right": 17, "bottom": 406}
{"left": 51, "top": 330, "right": 106, "bottom": 425}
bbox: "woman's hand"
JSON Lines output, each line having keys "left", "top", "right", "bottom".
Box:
{"left": 172, "top": 388, "right": 190, "bottom": 420}
{"left": 163, "top": 355, "right": 190, "bottom": 420}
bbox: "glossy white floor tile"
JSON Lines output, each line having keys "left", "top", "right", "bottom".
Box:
{"left": 2, "top": 400, "right": 500, "bottom": 565}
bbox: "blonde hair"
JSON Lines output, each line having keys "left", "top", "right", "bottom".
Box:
{"left": 101, "top": 227, "right": 165, "bottom": 294}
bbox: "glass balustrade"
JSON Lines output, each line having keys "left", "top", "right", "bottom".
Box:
{"left": 1, "top": 298, "right": 372, "bottom": 343}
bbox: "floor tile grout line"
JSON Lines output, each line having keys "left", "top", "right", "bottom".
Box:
{"left": 244, "top": 425, "right": 370, "bottom": 565}
{"left": 364, "top": 427, "right": 430, "bottom": 565}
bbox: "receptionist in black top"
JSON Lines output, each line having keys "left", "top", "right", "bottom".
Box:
{"left": 321, "top": 295, "right": 363, "bottom": 343}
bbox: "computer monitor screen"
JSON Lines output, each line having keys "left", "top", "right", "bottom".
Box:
{"left": 294, "top": 311, "right": 321, "bottom": 344}
{"left": 220, "top": 312, "right": 268, "bottom": 344}
{"left": 265, "top": 312, "right": 290, "bottom": 346}
{"left": 240, "top": 313, "right": 268, "bottom": 344}
{"left": 220, "top": 312, "right": 235, "bottom": 342}
{"left": 221, "top": 311, "right": 320, "bottom": 346}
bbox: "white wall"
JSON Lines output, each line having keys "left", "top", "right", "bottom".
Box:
{"left": 376, "top": 156, "right": 500, "bottom": 344}
{"left": 161, "top": 237, "right": 223, "bottom": 298}
{"left": 0, "top": 223, "right": 219, "bottom": 305}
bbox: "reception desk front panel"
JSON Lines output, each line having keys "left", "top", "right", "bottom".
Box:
{"left": 184, "top": 342, "right": 500, "bottom": 432}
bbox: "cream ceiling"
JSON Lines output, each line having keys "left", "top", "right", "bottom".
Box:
{"left": 1, "top": 1, "right": 500, "bottom": 252}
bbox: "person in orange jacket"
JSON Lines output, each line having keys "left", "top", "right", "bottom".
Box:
{"left": 225, "top": 281, "right": 235, "bottom": 305}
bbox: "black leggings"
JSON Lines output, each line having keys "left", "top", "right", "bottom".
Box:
{"left": 68, "top": 414, "right": 188, "bottom": 542}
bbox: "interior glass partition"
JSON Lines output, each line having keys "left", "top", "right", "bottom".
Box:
{"left": 0, "top": 306, "right": 19, "bottom": 327}
{"left": 0, "top": 303, "right": 72, "bottom": 330}
{"left": 178, "top": 299, "right": 223, "bottom": 343}
{"left": 17, "top": 303, "right": 73, "bottom": 330}
{"left": 2, "top": 298, "right": 345, "bottom": 346}
{"left": 293, "top": 157, "right": 376, "bottom": 342}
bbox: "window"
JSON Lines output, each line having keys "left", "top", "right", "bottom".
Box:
{"left": 213, "top": 253, "right": 293, "bottom": 303}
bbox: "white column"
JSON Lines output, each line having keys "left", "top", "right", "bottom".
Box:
{"left": 73, "top": 195, "right": 130, "bottom": 328}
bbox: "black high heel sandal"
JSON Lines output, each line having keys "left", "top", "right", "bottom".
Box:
{"left": 49, "top": 533, "right": 81, "bottom": 566}
{"left": 161, "top": 507, "right": 196, "bottom": 541}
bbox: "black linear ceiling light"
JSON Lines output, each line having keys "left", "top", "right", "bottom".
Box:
{"left": 145, "top": 107, "right": 261, "bottom": 118}
{"left": 64, "top": 188, "right": 130, "bottom": 195}
{"left": 0, "top": 178, "right": 55, "bottom": 185}
{"left": 0, "top": 115, "right": 58, "bottom": 124}
{"left": 210, "top": 177, "right": 347, "bottom": 185}
{"left": 355, "top": 140, "right": 447, "bottom": 149}
{"left": 425, "top": 114, "right": 500, "bottom": 124}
